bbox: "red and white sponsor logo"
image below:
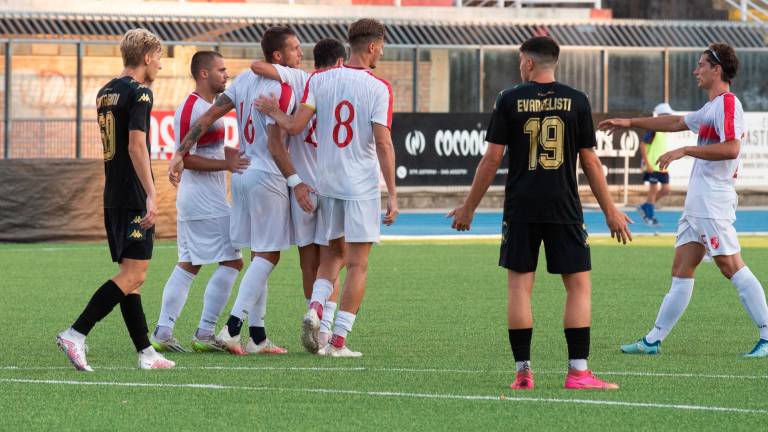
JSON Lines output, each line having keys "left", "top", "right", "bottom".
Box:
{"left": 149, "top": 110, "right": 239, "bottom": 160}
{"left": 710, "top": 236, "right": 720, "bottom": 250}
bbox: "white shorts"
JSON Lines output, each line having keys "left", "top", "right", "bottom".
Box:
{"left": 675, "top": 215, "right": 741, "bottom": 260}
{"left": 314, "top": 195, "right": 381, "bottom": 245}
{"left": 230, "top": 169, "right": 292, "bottom": 252}
{"left": 290, "top": 189, "right": 318, "bottom": 248}
{"left": 177, "top": 215, "right": 241, "bottom": 266}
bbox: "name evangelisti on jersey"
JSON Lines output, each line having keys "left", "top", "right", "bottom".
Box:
{"left": 683, "top": 92, "right": 745, "bottom": 220}
{"left": 486, "top": 81, "right": 597, "bottom": 224}
{"left": 301, "top": 65, "right": 393, "bottom": 200}
{"left": 223, "top": 71, "right": 294, "bottom": 175}
{"left": 273, "top": 64, "right": 318, "bottom": 188}
{"left": 173, "top": 92, "right": 231, "bottom": 221}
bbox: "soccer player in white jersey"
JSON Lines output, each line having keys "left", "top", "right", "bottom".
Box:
{"left": 600, "top": 43, "right": 768, "bottom": 358}
{"left": 150, "top": 51, "right": 250, "bottom": 353}
{"left": 250, "top": 38, "right": 347, "bottom": 349}
{"left": 170, "top": 27, "right": 313, "bottom": 355}
{"left": 256, "top": 19, "right": 398, "bottom": 357}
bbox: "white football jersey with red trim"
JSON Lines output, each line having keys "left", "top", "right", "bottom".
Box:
{"left": 173, "top": 92, "right": 230, "bottom": 221}
{"left": 683, "top": 92, "right": 745, "bottom": 219}
{"left": 224, "top": 71, "right": 294, "bottom": 176}
{"left": 301, "top": 65, "right": 393, "bottom": 200}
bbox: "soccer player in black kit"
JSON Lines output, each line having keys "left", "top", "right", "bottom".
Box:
{"left": 450, "top": 36, "right": 632, "bottom": 390}
{"left": 56, "top": 29, "right": 175, "bottom": 371}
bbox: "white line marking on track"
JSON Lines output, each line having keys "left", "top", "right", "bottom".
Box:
{"left": 1, "top": 377, "right": 765, "bottom": 415}
{"left": 2, "top": 365, "right": 766, "bottom": 380}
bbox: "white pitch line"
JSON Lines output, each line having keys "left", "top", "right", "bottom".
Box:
{"left": 1, "top": 377, "right": 765, "bottom": 415}
{"left": 1, "top": 365, "right": 767, "bottom": 380}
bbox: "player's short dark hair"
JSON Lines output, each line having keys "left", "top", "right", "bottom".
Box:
{"left": 261, "top": 26, "right": 297, "bottom": 63}
{"left": 313, "top": 38, "right": 347, "bottom": 69}
{"left": 190, "top": 51, "right": 222, "bottom": 80}
{"left": 520, "top": 36, "right": 560, "bottom": 65}
{"left": 348, "top": 18, "right": 385, "bottom": 51}
{"left": 703, "top": 43, "right": 738, "bottom": 84}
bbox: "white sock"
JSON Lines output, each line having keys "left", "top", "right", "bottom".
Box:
{"left": 309, "top": 279, "right": 333, "bottom": 308}
{"left": 646, "top": 277, "right": 694, "bottom": 343}
{"left": 332, "top": 311, "right": 356, "bottom": 339}
{"left": 568, "top": 359, "right": 588, "bottom": 371}
{"left": 515, "top": 361, "right": 531, "bottom": 372}
{"left": 730, "top": 266, "right": 768, "bottom": 340}
{"left": 321, "top": 301, "right": 337, "bottom": 333}
{"left": 248, "top": 283, "right": 268, "bottom": 328}
{"left": 229, "top": 257, "right": 274, "bottom": 320}
{"left": 198, "top": 265, "right": 239, "bottom": 332}
{"left": 156, "top": 266, "right": 196, "bottom": 330}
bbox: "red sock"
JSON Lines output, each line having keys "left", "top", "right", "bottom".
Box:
{"left": 330, "top": 334, "right": 345, "bottom": 348}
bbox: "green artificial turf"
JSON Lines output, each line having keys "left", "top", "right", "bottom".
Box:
{"left": 1, "top": 238, "right": 767, "bottom": 431}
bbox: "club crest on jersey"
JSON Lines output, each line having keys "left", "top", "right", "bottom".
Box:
{"left": 710, "top": 236, "right": 720, "bottom": 250}
{"left": 138, "top": 93, "right": 151, "bottom": 103}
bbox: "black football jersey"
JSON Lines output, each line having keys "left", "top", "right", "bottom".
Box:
{"left": 96, "top": 76, "right": 153, "bottom": 209}
{"left": 486, "top": 81, "right": 597, "bottom": 224}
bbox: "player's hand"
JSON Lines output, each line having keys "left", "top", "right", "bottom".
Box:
{"left": 606, "top": 208, "right": 633, "bottom": 245}
{"left": 656, "top": 147, "right": 686, "bottom": 171}
{"left": 168, "top": 152, "right": 184, "bottom": 187}
{"left": 224, "top": 146, "right": 250, "bottom": 174}
{"left": 293, "top": 182, "right": 315, "bottom": 213}
{"left": 383, "top": 195, "right": 399, "bottom": 226}
{"left": 448, "top": 203, "right": 474, "bottom": 231}
{"left": 141, "top": 195, "right": 157, "bottom": 230}
{"left": 254, "top": 94, "right": 280, "bottom": 115}
{"left": 597, "top": 118, "right": 631, "bottom": 133}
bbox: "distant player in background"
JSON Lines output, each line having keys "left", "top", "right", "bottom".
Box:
{"left": 250, "top": 38, "right": 347, "bottom": 350}
{"left": 450, "top": 36, "right": 632, "bottom": 390}
{"left": 256, "top": 18, "right": 398, "bottom": 357}
{"left": 601, "top": 43, "right": 768, "bottom": 358}
{"left": 151, "top": 51, "right": 250, "bottom": 353}
{"left": 637, "top": 102, "right": 674, "bottom": 226}
{"left": 56, "top": 29, "right": 175, "bottom": 371}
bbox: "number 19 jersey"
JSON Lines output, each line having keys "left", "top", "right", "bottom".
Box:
{"left": 301, "top": 65, "right": 393, "bottom": 200}
{"left": 486, "top": 81, "right": 596, "bottom": 224}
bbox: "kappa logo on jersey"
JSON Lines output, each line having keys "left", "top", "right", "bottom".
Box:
{"left": 138, "top": 93, "right": 151, "bottom": 103}
{"left": 405, "top": 130, "right": 426, "bottom": 156}
{"left": 128, "top": 230, "right": 143, "bottom": 239}
{"left": 710, "top": 236, "right": 720, "bottom": 250}
{"left": 131, "top": 216, "right": 143, "bottom": 224}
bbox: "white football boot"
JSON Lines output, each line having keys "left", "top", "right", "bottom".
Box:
{"left": 150, "top": 334, "right": 188, "bottom": 353}
{"left": 245, "top": 338, "right": 288, "bottom": 355}
{"left": 301, "top": 306, "right": 322, "bottom": 354}
{"left": 330, "top": 345, "right": 363, "bottom": 358}
{"left": 138, "top": 347, "right": 176, "bottom": 369}
{"left": 56, "top": 329, "right": 93, "bottom": 372}
{"left": 215, "top": 326, "right": 246, "bottom": 355}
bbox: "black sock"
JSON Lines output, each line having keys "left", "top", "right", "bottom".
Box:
{"left": 564, "top": 327, "right": 590, "bottom": 360}
{"left": 72, "top": 280, "right": 125, "bottom": 335}
{"left": 120, "top": 294, "right": 151, "bottom": 352}
{"left": 249, "top": 326, "right": 267, "bottom": 345}
{"left": 226, "top": 315, "right": 243, "bottom": 337}
{"left": 508, "top": 328, "right": 533, "bottom": 362}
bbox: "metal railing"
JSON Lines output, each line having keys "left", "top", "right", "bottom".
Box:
{"left": 724, "top": 0, "right": 768, "bottom": 22}
{"left": 457, "top": 0, "right": 601, "bottom": 7}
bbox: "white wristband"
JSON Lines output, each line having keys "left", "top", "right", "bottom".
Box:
{"left": 287, "top": 174, "right": 302, "bottom": 188}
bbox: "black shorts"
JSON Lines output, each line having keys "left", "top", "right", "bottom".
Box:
{"left": 104, "top": 208, "right": 154, "bottom": 263}
{"left": 499, "top": 221, "right": 591, "bottom": 274}
{"left": 642, "top": 172, "right": 669, "bottom": 184}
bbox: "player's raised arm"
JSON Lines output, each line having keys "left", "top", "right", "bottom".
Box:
{"left": 255, "top": 95, "right": 314, "bottom": 135}
{"left": 448, "top": 142, "right": 505, "bottom": 231}
{"left": 598, "top": 115, "right": 688, "bottom": 133}
{"left": 579, "top": 147, "right": 633, "bottom": 244}
{"left": 250, "top": 60, "right": 281, "bottom": 81}
{"left": 373, "top": 123, "right": 398, "bottom": 226}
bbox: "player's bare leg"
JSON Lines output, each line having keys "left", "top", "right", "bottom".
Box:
{"left": 507, "top": 271, "right": 535, "bottom": 389}
{"left": 622, "top": 242, "right": 704, "bottom": 355}
{"left": 561, "top": 271, "right": 616, "bottom": 389}
{"left": 303, "top": 239, "right": 345, "bottom": 353}
{"left": 152, "top": 261, "right": 200, "bottom": 352}
{"left": 326, "top": 242, "right": 371, "bottom": 357}
{"left": 714, "top": 253, "right": 768, "bottom": 356}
